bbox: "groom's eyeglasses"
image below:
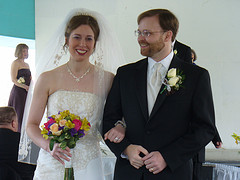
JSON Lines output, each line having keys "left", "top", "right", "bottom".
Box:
{"left": 134, "top": 30, "right": 166, "bottom": 37}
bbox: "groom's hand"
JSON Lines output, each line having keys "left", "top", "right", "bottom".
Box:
{"left": 124, "top": 144, "right": 148, "bottom": 169}
{"left": 142, "top": 151, "right": 167, "bottom": 174}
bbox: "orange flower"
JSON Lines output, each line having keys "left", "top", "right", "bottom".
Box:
{"left": 59, "top": 119, "right": 67, "bottom": 127}
{"left": 50, "top": 123, "right": 59, "bottom": 132}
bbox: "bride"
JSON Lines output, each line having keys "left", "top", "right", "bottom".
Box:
{"left": 25, "top": 8, "right": 126, "bottom": 179}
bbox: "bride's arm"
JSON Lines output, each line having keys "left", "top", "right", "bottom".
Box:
{"left": 26, "top": 72, "right": 50, "bottom": 151}
{"left": 26, "top": 72, "right": 71, "bottom": 164}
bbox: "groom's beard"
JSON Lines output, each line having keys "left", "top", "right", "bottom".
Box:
{"left": 139, "top": 38, "right": 165, "bottom": 58}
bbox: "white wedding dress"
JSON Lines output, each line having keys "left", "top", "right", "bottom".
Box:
{"left": 33, "top": 90, "right": 116, "bottom": 180}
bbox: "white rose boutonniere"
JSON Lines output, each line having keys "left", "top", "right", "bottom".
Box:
{"left": 168, "top": 76, "right": 179, "bottom": 86}
{"left": 17, "top": 77, "right": 25, "bottom": 84}
{"left": 160, "top": 68, "right": 185, "bottom": 95}
{"left": 167, "top": 68, "right": 177, "bottom": 78}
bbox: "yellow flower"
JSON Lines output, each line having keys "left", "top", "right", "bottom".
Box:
{"left": 17, "top": 77, "right": 25, "bottom": 84}
{"left": 80, "top": 118, "right": 90, "bottom": 131}
{"left": 55, "top": 114, "right": 61, "bottom": 119}
{"left": 60, "top": 110, "right": 70, "bottom": 118}
{"left": 232, "top": 133, "right": 240, "bottom": 144}
{"left": 70, "top": 114, "right": 79, "bottom": 121}
{"left": 41, "top": 127, "right": 48, "bottom": 135}
{"left": 54, "top": 114, "right": 62, "bottom": 123}
{"left": 43, "top": 134, "right": 49, "bottom": 139}
{"left": 65, "top": 120, "right": 75, "bottom": 129}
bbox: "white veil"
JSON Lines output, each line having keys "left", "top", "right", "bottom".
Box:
{"left": 18, "top": 8, "right": 126, "bottom": 167}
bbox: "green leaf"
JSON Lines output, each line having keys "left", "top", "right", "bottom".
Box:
{"left": 65, "top": 116, "right": 71, "bottom": 121}
{"left": 65, "top": 132, "right": 71, "bottom": 139}
{"left": 68, "top": 142, "right": 76, "bottom": 149}
{"left": 50, "top": 139, "right": 55, "bottom": 151}
{"left": 67, "top": 137, "right": 76, "bottom": 149}
{"left": 58, "top": 133, "right": 66, "bottom": 142}
{"left": 74, "top": 136, "right": 80, "bottom": 141}
{"left": 63, "top": 127, "right": 69, "bottom": 133}
{"left": 60, "top": 141, "right": 67, "bottom": 150}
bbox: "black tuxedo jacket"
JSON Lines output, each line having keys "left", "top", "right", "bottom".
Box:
{"left": 173, "top": 40, "right": 192, "bottom": 63}
{"left": 193, "top": 129, "right": 222, "bottom": 163}
{"left": 0, "top": 128, "right": 36, "bottom": 180}
{"left": 103, "top": 55, "right": 216, "bottom": 180}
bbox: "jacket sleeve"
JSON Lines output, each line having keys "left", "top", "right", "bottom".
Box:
{"left": 102, "top": 68, "right": 131, "bottom": 157}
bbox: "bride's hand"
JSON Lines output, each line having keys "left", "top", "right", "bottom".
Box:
{"left": 49, "top": 143, "right": 72, "bottom": 165}
{"left": 104, "top": 124, "right": 125, "bottom": 143}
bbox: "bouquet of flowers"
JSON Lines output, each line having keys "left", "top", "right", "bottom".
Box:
{"left": 161, "top": 68, "right": 185, "bottom": 95}
{"left": 41, "top": 110, "right": 91, "bottom": 180}
{"left": 17, "top": 77, "right": 25, "bottom": 84}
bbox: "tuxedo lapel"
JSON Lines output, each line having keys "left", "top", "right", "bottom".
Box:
{"left": 149, "top": 55, "right": 183, "bottom": 120}
{"left": 135, "top": 59, "right": 149, "bottom": 121}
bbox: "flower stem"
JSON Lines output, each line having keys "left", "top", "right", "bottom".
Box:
{"left": 160, "top": 86, "right": 167, "bottom": 94}
{"left": 64, "top": 168, "right": 74, "bottom": 180}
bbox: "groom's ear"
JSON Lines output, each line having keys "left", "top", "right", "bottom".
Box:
{"left": 164, "top": 30, "right": 173, "bottom": 42}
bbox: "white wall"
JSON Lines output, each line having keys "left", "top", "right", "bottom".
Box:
{"left": 0, "top": 36, "right": 35, "bottom": 106}
{"left": 35, "top": 0, "right": 240, "bottom": 150}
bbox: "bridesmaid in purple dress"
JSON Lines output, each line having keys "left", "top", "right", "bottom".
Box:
{"left": 8, "top": 44, "right": 31, "bottom": 132}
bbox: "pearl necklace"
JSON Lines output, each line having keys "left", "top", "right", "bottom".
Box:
{"left": 66, "top": 63, "right": 91, "bottom": 82}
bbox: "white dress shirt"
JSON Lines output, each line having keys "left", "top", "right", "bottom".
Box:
{"left": 147, "top": 51, "right": 174, "bottom": 114}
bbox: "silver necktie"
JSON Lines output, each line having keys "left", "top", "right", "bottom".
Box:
{"left": 151, "top": 63, "right": 163, "bottom": 87}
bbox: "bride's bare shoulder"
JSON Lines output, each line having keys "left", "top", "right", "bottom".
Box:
{"left": 37, "top": 65, "right": 66, "bottom": 83}
{"left": 39, "top": 65, "right": 65, "bottom": 78}
{"left": 104, "top": 70, "right": 114, "bottom": 79}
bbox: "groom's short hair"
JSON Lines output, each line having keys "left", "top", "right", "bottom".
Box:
{"left": 137, "top": 9, "right": 179, "bottom": 42}
{"left": 0, "top": 106, "right": 17, "bottom": 125}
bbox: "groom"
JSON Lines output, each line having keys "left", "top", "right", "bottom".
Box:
{"left": 103, "top": 9, "right": 216, "bottom": 180}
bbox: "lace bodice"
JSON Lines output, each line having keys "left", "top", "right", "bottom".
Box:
{"left": 38, "top": 90, "right": 105, "bottom": 171}
{"left": 47, "top": 90, "right": 103, "bottom": 136}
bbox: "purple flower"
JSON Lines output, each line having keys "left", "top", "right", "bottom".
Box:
{"left": 70, "top": 128, "right": 78, "bottom": 137}
{"left": 78, "top": 130, "right": 85, "bottom": 138}
{"left": 59, "top": 126, "right": 64, "bottom": 131}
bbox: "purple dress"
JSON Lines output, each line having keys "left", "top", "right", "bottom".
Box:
{"left": 8, "top": 69, "right": 31, "bottom": 132}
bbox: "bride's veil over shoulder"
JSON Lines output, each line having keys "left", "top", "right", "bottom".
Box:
{"left": 18, "top": 8, "right": 126, "bottom": 165}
